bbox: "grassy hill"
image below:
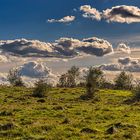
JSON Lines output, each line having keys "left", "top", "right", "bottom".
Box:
{"left": 0, "top": 86, "right": 140, "bottom": 140}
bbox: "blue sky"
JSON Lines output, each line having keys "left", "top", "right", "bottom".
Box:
{"left": 0, "top": 0, "right": 140, "bottom": 45}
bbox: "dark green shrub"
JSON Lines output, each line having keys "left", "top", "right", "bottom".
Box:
{"left": 32, "top": 79, "right": 51, "bottom": 98}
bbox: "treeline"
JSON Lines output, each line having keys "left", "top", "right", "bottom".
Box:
{"left": 7, "top": 66, "right": 140, "bottom": 101}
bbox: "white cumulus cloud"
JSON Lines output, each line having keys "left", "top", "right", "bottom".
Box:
{"left": 53, "top": 37, "right": 114, "bottom": 56}
{"left": 17, "top": 61, "right": 59, "bottom": 86}
{"left": 80, "top": 5, "right": 101, "bottom": 21}
{"left": 48, "top": 16, "right": 75, "bottom": 23}
{"left": 80, "top": 5, "right": 140, "bottom": 24}
{"left": 116, "top": 43, "right": 131, "bottom": 54}
{"left": 0, "top": 37, "right": 114, "bottom": 57}
{"left": 102, "top": 5, "right": 140, "bottom": 24}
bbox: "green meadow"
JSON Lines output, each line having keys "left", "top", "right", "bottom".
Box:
{"left": 0, "top": 86, "right": 140, "bottom": 140}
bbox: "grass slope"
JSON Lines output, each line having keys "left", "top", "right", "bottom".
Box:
{"left": 0, "top": 86, "right": 140, "bottom": 140}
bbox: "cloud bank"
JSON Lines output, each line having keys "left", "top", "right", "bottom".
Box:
{"left": 47, "top": 5, "right": 140, "bottom": 24}
{"left": 100, "top": 57, "right": 140, "bottom": 72}
{"left": 0, "top": 37, "right": 114, "bottom": 57}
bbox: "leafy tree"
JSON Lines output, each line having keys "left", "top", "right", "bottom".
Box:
{"left": 67, "top": 66, "right": 80, "bottom": 87}
{"left": 58, "top": 66, "right": 80, "bottom": 87}
{"left": 7, "top": 68, "right": 24, "bottom": 87}
{"left": 58, "top": 74, "right": 68, "bottom": 87}
{"left": 114, "top": 71, "right": 133, "bottom": 90}
{"left": 32, "top": 79, "right": 51, "bottom": 98}
{"left": 85, "top": 67, "right": 104, "bottom": 98}
{"left": 68, "top": 66, "right": 79, "bottom": 78}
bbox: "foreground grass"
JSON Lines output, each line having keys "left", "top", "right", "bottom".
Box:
{"left": 0, "top": 86, "right": 140, "bottom": 140}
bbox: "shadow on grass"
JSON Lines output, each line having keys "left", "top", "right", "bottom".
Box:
{"left": 123, "top": 96, "right": 140, "bottom": 105}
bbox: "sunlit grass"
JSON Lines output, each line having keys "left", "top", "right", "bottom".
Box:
{"left": 0, "top": 86, "right": 139, "bottom": 139}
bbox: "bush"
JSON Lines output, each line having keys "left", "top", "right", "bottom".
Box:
{"left": 114, "top": 71, "right": 133, "bottom": 90}
{"left": 32, "top": 79, "right": 51, "bottom": 98}
{"left": 7, "top": 68, "right": 24, "bottom": 87}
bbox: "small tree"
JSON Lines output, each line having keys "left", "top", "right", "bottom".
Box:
{"left": 85, "top": 67, "right": 104, "bottom": 98}
{"left": 7, "top": 68, "right": 24, "bottom": 87}
{"left": 32, "top": 79, "right": 51, "bottom": 98}
{"left": 114, "top": 71, "right": 133, "bottom": 90}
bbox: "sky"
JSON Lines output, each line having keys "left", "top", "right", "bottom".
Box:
{"left": 0, "top": 0, "right": 140, "bottom": 45}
